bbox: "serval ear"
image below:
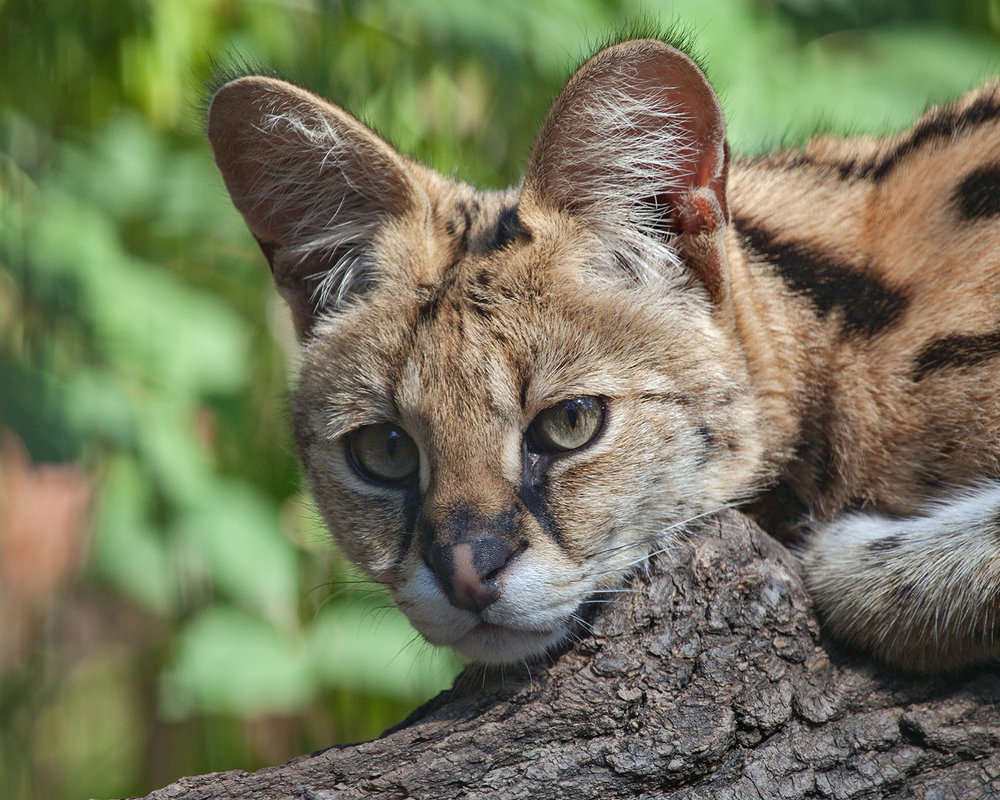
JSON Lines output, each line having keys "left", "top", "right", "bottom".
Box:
{"left": 208, "top": 76, "right": 421, "bottom": 338}
{"left": 523, "top": 40, "right": 731, "bottom": 307}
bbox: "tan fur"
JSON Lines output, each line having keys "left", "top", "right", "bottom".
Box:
{"left": 208, "top": 40, "right": 1000, "bottom": 671}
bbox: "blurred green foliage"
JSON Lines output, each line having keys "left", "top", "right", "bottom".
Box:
{"left": 0, "top": 1, "right": 996, "bottom": 798}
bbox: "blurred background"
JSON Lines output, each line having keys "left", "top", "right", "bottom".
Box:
{"left": 0, "top": 1, "right": 997, "bottom": 798}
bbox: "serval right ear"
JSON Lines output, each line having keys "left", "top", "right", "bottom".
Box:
{"left": 207, "top": 76, "right": 421, "bottom": 338}
{"left": 522, "top": 39, "right": 731, "bottom": 308}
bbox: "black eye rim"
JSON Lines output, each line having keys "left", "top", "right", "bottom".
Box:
{"left": 344, "top": 423, "right": 420, "bottom": 487}
{"left": 525, "top": 395, "right": 608, "bottom": 456}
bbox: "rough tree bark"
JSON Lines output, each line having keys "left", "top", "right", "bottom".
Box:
{"left": 134, "top": 511, "right": 1000, "bottom": 799}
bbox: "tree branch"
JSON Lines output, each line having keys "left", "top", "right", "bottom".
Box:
{"left": 135, "top": 511, "right": 1000, "bottom": 799}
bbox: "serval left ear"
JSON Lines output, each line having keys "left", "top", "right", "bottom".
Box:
{"left": 207, "top": 76, "right": 422, "bottom": 338}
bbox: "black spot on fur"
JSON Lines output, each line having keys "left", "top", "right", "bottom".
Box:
{"left": 393, "top": 466, "right": 424, "bottom": 567}
{"left": 770, "top": 94, "right": 1000, "bottom": 184}
{"left": 735, "top": 218, "right": 909, "bottom": 337}
{"left": 867, "top": 534, "right": 904, "bottom": 553}
{"left": 415, "top": 270, "right": 467, "bottom": 327}
{"left": 952, "top": 166, "right": 1000, "bottom": 221}
{"left": 832, "top": 159, "right": 859, "bottom": 181}
{"left": 779, "top": 152, "right": 862, "bottom": 182}
{"left": 912, "top": 330, "right": 1000, "bottom": 380}
{"left": 518, "top": 479, "right": 563, "bottom": 548}
{"left": 457, "top": 202, "right": 474, "bottom": 253}
{"left": 861, "top": 93, "right": 1000, "bottom": 181}
{"left": 696, "top": 424, "right": 716, "bottom": 459}
{"left": 492, "top": 205, "right": 530, "bottom": 250}
{"left": 426, "top": 504, "right": 519, "bottom": 549}
{"left": 746, "top": 388, "right": 836, "bottom": 542}
{"left": 450, "top": 195, "right": 529, "bottom": 256}
{"left": 417, "top": 292, "right": 442, "bottom": 324}
{"left": 474, "top": 269, "right": 493, "bottom": 288}
{"left": 519, "top": 441, "right": 564, "bottom": 548}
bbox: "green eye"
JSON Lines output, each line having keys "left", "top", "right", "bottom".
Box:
{"left": 528, "top": 396, "right": 606, "bottom": 453}
{"left": 346, "top": 423, "right": 419, "bottom": 484}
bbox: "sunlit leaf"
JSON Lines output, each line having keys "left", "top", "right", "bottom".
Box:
{"left": 162, "top": 605, "right": 314, "bottom": 717}
{"left": 175, "top": 481, "right": 300, "bottom": 626}
{"left": 92, "top": 456, "right": 177, "bottom": 614}
{"left": 307, "top": 603, "right": 462, "bottom": 701}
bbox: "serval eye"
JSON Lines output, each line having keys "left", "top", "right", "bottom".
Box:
{"left": 528, "top": 396, "right": 606, "bottom": 453}
{"left": 346, "top": 423, "right": 419, "bottom": 484}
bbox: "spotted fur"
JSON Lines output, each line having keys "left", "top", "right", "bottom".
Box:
{"left": 208, "top": 38, "right": 1000, "bottom": 671}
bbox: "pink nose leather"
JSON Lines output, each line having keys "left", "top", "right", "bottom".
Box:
{"left": 449, "top": 543, "right": 499, "bottom": 612}
{"left": 427, "top": 537, "right": 513, "bottom": 613}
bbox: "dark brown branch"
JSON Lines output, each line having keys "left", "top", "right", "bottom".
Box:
{"left": 134, "top": 511, "right": 1000, "bottom": 799}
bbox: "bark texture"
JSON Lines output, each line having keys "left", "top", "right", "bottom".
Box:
{"left": 135, "top": 512, "right": 1000, "bottom": 799}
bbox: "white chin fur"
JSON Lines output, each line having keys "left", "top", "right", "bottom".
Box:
{"left": 394, "top": 557, "right": 585, "bottom": 664}
{"left": 448, "top": 623, "right": 570, "bottom": 665}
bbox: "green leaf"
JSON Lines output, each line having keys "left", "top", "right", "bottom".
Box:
{"left": 307, "top": 603, "right": 461, "bottom": 701}
{"left": 91, "top": 456, "right": 177, "bottom": 614}
{"left": 161, "top": 605, "right": 314, "bottom": 718}
{"left": 19, "top": 184, "right": 250, "bottom": 400}
{"left": 175, "top": 481, "right": 300, "bottom": 626}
